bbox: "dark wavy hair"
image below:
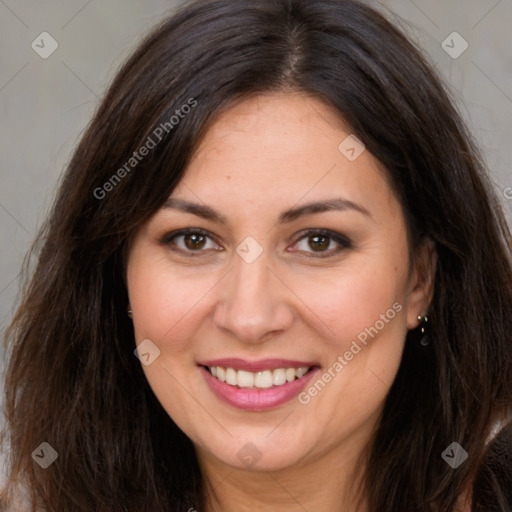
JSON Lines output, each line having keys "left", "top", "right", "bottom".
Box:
{"left": 2, "top": 0, "right": 511, "bottom": 510}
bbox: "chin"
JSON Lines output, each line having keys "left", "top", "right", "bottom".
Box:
{"left": 201, "top": 433, "right": 313, "bottom": 473}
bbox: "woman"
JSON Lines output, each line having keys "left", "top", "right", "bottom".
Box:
{"left": 1, "top": 0, "right": 511, "bottom": 510}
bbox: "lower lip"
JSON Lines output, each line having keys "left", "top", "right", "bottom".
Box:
{"left": 199, "top": 366, "right": 320, "bottom": 411}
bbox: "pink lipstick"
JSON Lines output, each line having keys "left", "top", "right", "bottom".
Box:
{"left": 198, "top": 358, "right": 320, "bottom": 411}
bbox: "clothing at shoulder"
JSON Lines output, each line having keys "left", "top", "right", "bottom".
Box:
{"left": 472, "top": 421, "right": 512, "bottom": 511}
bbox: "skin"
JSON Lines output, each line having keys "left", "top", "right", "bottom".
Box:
{"left": 126, "top": 93, "right": 437, "bottom": 512}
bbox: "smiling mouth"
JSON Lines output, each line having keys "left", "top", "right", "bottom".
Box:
{"left": 203, "top": 365, "right": 315, "bottom": 389}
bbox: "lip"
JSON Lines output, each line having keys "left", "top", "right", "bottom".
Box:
{"left": 199, "top": 364, "right": 320, "bottom": 411}
{"left": 197, "top": 358, "right": 318, "bottom": 373}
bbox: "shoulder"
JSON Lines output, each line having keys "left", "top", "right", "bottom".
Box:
{"left": 471, "top": 419, "right": 512, "bottom": 511}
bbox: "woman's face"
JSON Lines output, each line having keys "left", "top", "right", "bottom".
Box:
{"left": 126, "top": 93, "right": 434, "bottom": 473}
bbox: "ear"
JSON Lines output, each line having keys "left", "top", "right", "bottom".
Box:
{"left": 406, "top": 237, "right": 437, "bottom": 330}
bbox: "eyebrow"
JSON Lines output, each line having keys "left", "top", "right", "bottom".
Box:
{"left": 162, "top": 197, "right": 372, "bottom": 225}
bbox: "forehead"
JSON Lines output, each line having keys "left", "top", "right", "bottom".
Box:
{"left": 190, "top": 93, "right": 347, "bottom": 163}
{"left": 174, "top": 93, "right": 398, "bottom": 222}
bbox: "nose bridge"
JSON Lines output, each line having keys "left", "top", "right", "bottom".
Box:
{"left": 233, "top": 253, "right": 270, "bottom": 303}
{"left": 213, "top": 250, "right": 292, "bottom": 342}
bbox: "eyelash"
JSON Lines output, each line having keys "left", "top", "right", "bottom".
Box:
{"left": 160, "top": 228, "right": 352, "bottom": 258}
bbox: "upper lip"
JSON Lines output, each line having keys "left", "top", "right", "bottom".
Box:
{"left": 198, "top": 358, "right": 319, "bottom": 373}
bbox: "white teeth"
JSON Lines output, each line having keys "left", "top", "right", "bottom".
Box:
{"left": 237, "top": 370, "right": 254, "bottom": 388}
{"left": 273, "top": 368, "right": 286, "bottom": 386}
{"left": 254, "top": 370, "right": 273, "bottom": 388}
{"left": 207, "top": 365, "right": 311, "bottom": 389}
{"left": 296, "top": 367, "right": 308, "bottom": 378}
{"left": 225, "top": 368, "right": 237, "bottom": 386}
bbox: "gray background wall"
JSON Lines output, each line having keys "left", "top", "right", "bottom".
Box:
{"left": 1, "top": 0, "right": 511, "bottom": 360}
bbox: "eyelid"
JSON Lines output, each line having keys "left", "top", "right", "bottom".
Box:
{"left": 289, "top": 228, "right": 352, "bottom": 257}
{"left": 160, "top": 227, "right": 352, "bottom": 258}
{"left": 160, "top": 228, "right": 222, "bottom": 255}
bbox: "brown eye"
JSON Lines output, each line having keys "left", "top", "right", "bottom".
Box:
{"left": 184, "top": 233, "right": 206, "bottom": 250}
{"left": 161, "top": 229, "right": 221, "bottom": 255}
{"left": 291, "top": 229, "right": 352, "bottom": 258}
{"left": 308, "top": 235, "right": 330, "bottom": 251}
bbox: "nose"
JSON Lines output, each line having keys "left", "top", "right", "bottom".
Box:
{"left": 213, "top": 251, "right": 294, "bottom": 344}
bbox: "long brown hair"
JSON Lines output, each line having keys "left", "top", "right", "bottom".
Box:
{"left": 2, "top": 0, "right": 511, "bottom": 510}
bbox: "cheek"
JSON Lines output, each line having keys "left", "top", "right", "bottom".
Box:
{"left": 126, "top": 253, "right": 214, "bottom": 433}
{"left": 127, "top": 252, "right": 220, "bottom": 354}
{"left": 294, "top": 266, "right": 408, "bottom": 423}
{"left": 292, "top": 260, "right": 407, "bottom": 352}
